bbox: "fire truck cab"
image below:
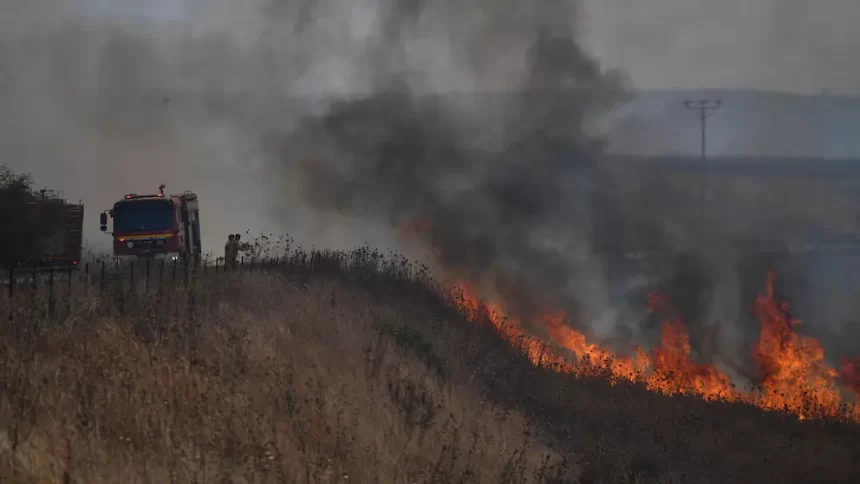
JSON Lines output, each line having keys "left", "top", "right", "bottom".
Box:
{"left": 100, "top": 185, "right": 202, "bottom": 264}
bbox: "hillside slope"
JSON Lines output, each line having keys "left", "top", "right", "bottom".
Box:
{"left": 0, "top": 249, "right": 858, "bottom": 483}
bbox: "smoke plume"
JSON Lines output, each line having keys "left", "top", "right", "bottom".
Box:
{"left": 271, "top": 0, "right": 634, "bottom": 334}
{"left": 270, "top": 0, "right": 860, "bottom": 365}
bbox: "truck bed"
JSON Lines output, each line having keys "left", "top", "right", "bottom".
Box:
{"left": 7, "top": 201, "right": 84, "bottom": 269}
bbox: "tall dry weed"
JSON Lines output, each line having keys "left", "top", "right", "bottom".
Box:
{"left": 0, "top": 245, "right": 858, "bottom": 483}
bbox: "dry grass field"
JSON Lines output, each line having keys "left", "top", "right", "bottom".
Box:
{"left": 0, "top": 247, "right": 859, "bottom": 483}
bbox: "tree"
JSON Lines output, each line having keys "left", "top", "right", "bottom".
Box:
{"left": 0, "top": 164, "right": 64, "bottom": 268}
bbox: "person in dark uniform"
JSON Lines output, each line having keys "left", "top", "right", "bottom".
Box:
{"left": 225, "top": 234, "right": 235, "bottom": 270}
{"left": 235, "top": 234, "right": 251, "bottom": 257}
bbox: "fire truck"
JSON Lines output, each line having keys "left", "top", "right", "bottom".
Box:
{"left": 100, "top": 185, "right": 202, "bottom": 264}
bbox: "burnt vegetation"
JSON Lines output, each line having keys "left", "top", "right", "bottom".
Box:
{"left": 1, "top": 236, "right": 859, "bottom": 484}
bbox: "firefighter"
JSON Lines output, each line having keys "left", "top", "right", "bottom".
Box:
{"left": 225, "top": 234, "right": 235, "bottom": 270}
{"left": 235, "top": 234, "right": 251, "bottom": 255}
{"left": 229, "top": 234, "right": 249, "bottom": 269}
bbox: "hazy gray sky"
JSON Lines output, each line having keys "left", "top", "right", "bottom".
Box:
{"left": 581, "top": 0, "right": 860, "bottom": 94}
{"left": 5, "top": 0, "right": 859, "bottom": 94}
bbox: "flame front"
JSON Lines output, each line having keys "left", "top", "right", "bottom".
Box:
{"left": 450, "top": 271, "right": 860, "bottom": 422}
{"left": 752, "top": 272, "right": 842, "bottom": 418}
{"left": 648, "top": 319, "right": 736, "bottom": 400}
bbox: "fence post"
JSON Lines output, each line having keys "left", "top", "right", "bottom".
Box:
{"left": 189, "top": 259, "right": 197, "bottom": 323}
{"left": 170, "top": 259, "right": 179, "bottom": 319}
{"left": 115, "top": 259, "right": 124, "bottom": 315}
{"left": 171, "top": 258, "right": 178, "bottom": 318}
{"left": 7, "top": 267, "right": 14, "bottom": 323}
{"left": 130, "top": 260, "right": 136, "bottom": 299}
{"left": 30, "top": 266, "right": 37, "bottom": 320}
{"left": 66, "top": 263, "right": 73, "bottom": 315}
{"left": 159, "top": 259, "right": 165, "bottom": 300}
{"left": 48, "top": 265, "right": 55, "bottom": 318}
{"left": 100, "top": 260, "right": 106, "bottom": 293}
{"left": 183, "top": 258, "right": 189, "bottom": 287}
{"left": 145, "top": 258, "right": 151, "bottom": 295}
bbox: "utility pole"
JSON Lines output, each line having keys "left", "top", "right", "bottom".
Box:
{"left": 684, "top": 99, "right": 722, "bottom": 159}
{"left": 684, "top": 99, "right": 722, "bottom": 254}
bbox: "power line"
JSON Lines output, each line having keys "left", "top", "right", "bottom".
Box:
{"left": 684, "top": 99, "right": 722, "bottom": 254}
{"left": 683, "top": 99, "right": 722, "bottom": 159}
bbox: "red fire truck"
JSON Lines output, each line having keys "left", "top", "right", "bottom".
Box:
{"left": 100, "top": 185, "right": 202, "bottom": 263}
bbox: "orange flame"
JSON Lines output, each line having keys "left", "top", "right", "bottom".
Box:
{"left": 752, "top": 272, "right": 842, "bottom": 419}
{"left": 643, "top": 292, "right": 737, "bottom": 400}
{"left": 449, "top": 270, "right": 860, "bottom": 422}
{"left": 545, "top": 312, "right": 650, "bottom": 383}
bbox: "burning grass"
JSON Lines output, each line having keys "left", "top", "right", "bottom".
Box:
{"left": 451, "top": 272, "right": 860, "bottom": 423}
{"left": 0, "top": 244, "right": 859, "bottom": 483}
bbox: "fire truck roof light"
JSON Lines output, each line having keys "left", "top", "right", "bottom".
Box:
{"left": 125, "top": 195, "right": 131, "bottom": 199}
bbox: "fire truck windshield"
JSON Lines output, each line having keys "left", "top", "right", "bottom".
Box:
{"left": 113, "top": 199, "right": 174, "bottom": 232}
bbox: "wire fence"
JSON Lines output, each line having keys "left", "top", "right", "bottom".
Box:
{"left": 0, "top": 253, "right": 337, "bottom": 324}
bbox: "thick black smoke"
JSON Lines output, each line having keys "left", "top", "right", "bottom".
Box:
{"left": 273, "top": 1, "right": 860, "bottom": 367}
{"left": 276, "top": 0, "right": 630, "bottom": 328}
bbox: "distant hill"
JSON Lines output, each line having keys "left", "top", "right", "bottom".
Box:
{"left": 283, "top": 87, "right": 860, "bottom": 159}
{"left": 606, "top": 89, "right": 860, "bottom": 158}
